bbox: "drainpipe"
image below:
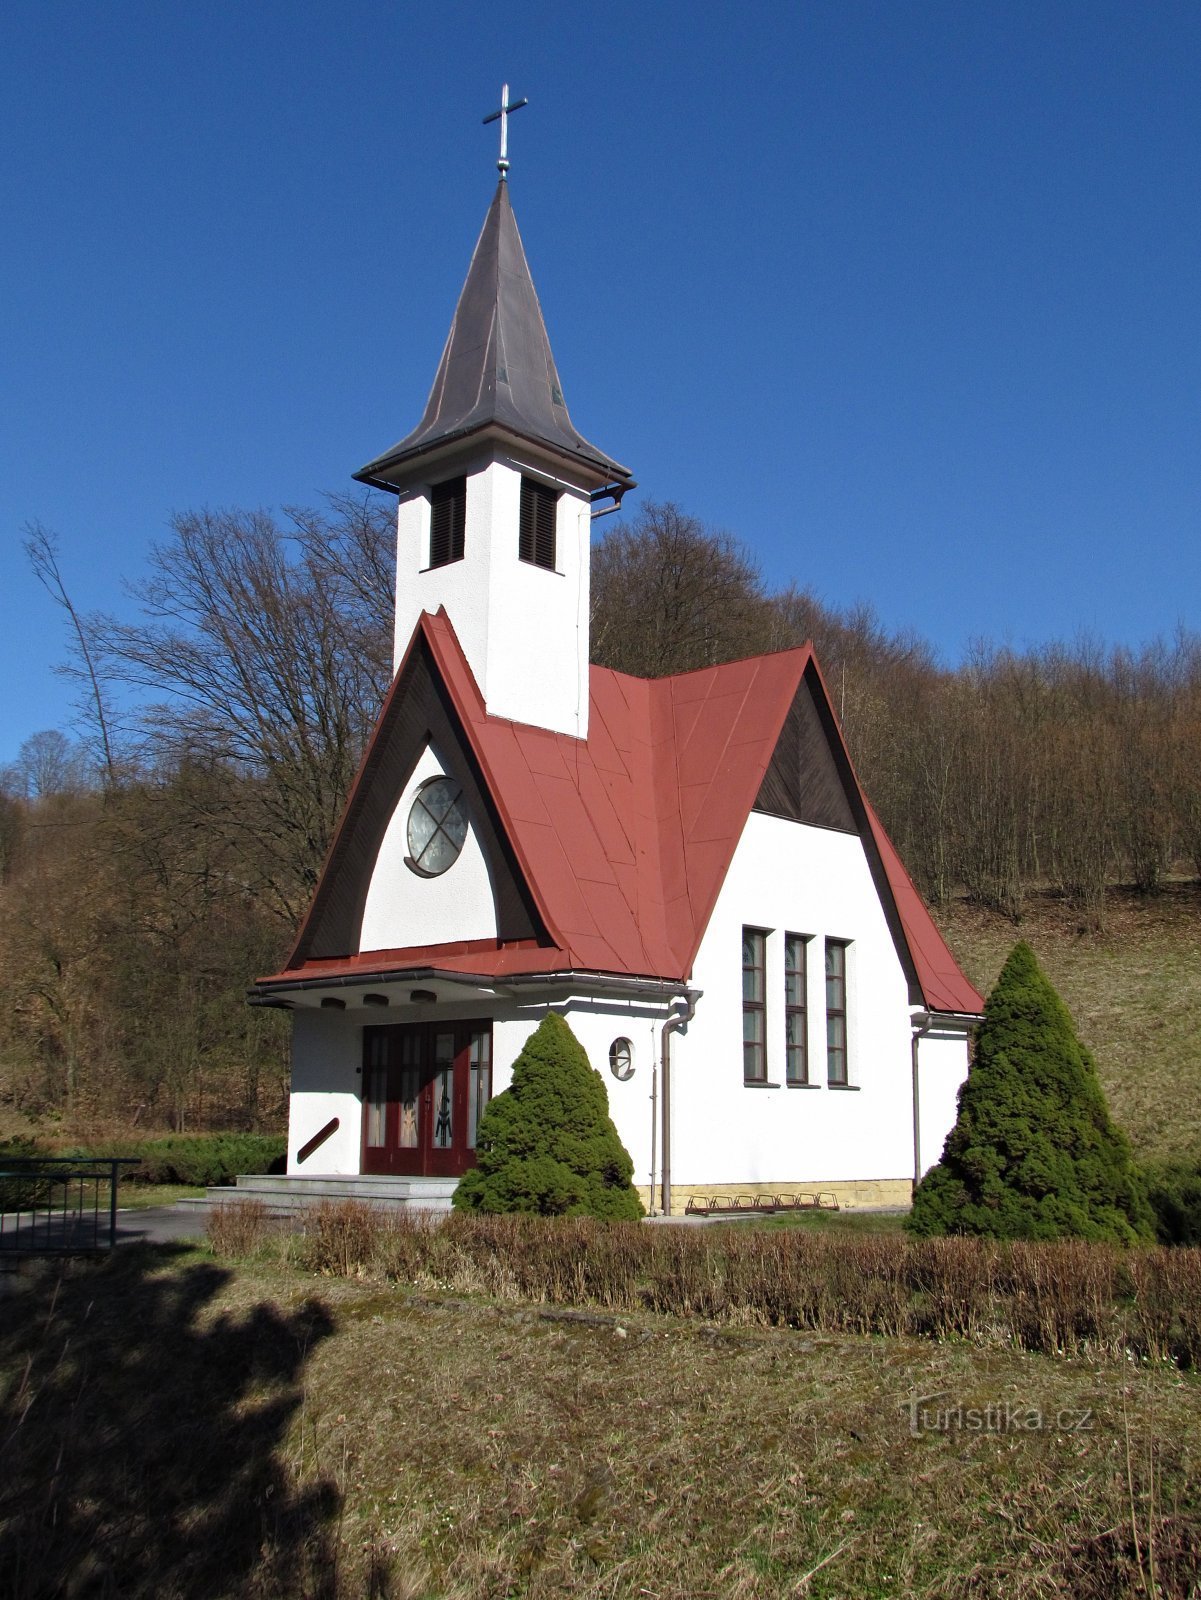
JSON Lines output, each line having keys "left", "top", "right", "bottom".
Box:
{"left": 910, "top": 1010, "right": 934, "bottom": 1196}
{"left": 660, "top": 989, "right": 701, "bottom": 1219}
{"left": 647, "top": 1050, "right": 658, "bottom": 1217}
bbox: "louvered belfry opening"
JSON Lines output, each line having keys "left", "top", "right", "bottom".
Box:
{"left": 518, "top": 476, "right": 558, "bottom": 570}
{"left": 429, "top": 476, "right": 467, "bottom": 568}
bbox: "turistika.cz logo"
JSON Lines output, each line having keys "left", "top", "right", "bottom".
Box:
{"left": 903, "top": 1390, "right": 1094, "bottom": 1438}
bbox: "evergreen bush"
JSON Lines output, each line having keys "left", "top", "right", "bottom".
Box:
{"left": 453, "top": 1012, "right": 644, "bottom": 1220}
{"left": 907, "top": 941, "right": 1153, "bottom": 1244}
{"left": 82, "top": 1134, "right": 287, "bottom": 1187}
{"left": 1142, "top": 1160, "right": 1201, "bottom": 1246}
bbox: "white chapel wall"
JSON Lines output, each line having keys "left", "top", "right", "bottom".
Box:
{"left": 392, "top": 454, "right": 591, "bottom": 737}
{"left": 915, "top": 1026, "right": 970, "bottom": 1177}
{"left": 358, "top": 743, "right": 499, "bottom": 953}
{"left": 288, "top": 1009, "right": 364, "bottom": 1174}
{"left": 481, "top": 463, "right": 591, "bottom": 737}
{"left": 672, "top": 812, "right": 923, "bottom": 1190}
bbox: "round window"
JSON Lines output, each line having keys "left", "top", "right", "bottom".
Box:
{"left": 609, "top": 1037, "right": 634, "bottom": 1081}
{"left": 405, "top": 777, "right": 469, "bottom": 877}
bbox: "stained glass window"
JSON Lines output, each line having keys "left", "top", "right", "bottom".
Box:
{"left": 432, "top": 1032, "right": 455, "bottom": 1149}
{"left": 468, "top": 1030, "right": 491, "bottom": 1149}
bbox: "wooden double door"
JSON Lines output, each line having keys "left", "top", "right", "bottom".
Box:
{"left": 362, "top": 1021, "right": 492, "bottom": 1177}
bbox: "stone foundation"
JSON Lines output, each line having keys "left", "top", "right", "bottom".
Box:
{"left": 636, "top": 1177, "right": 914, "bottom": 1218}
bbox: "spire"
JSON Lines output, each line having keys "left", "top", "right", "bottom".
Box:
{"left": 355, "top": 181, "right": 632, "bottom": 493}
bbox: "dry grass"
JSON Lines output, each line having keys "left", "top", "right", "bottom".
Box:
{"left": 237, "top": 1206, "right": 1201, "bottom": 1371}
{"left": 935, "top": 884, "right": 1201, "bottom": 1162}
{"left": 5, "top": 1242, "right": 1199, "bottom": 1599}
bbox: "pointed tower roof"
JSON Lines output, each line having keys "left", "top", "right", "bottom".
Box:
{"left": 355, "top": 182, "right": 632, "bottom": 492}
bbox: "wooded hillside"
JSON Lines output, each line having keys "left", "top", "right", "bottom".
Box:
{"left": 2, "top": 498, "right": 1198, "bottom": 1146}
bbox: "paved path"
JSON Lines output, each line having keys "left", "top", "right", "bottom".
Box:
{"left": 112, "top": 1202, "right": 210, "bottom": 1246}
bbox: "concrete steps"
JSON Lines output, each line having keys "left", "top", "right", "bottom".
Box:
{"left": 202, "top": 1173, "right": 458, "bottom": 1216}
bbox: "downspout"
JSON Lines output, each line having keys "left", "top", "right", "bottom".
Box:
{"left": 910, "top": 1010, "right": 934, "bottom": 1196}
{"left": 660, "top": 988, "right": 702, "bottom": 1218}
{"left": 647, "top": 1049, "right": 658, "bottom": 1217}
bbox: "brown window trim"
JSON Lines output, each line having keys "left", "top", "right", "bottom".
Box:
{"left": 825, "top": 937, "right": 849, "bottom": 1087}
{"left": 784, "top": 932, "right": 809, "bottom": 1086}
{"left": 742, "top": 926, "right": 768, "bottom": 1084}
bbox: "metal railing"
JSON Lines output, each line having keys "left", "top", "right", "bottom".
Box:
{"left": 0, "top": 1158, "right": 141, "bottom": 1256}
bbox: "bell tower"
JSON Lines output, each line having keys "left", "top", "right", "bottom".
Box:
{"left": 354, "top": 130, "right": 632, "bottom": 739}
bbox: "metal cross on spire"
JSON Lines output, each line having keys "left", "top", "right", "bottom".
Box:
{"left": 483, "top": 83, "right": 528, "bottom": 179}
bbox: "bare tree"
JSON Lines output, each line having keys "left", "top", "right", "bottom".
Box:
{"left": 89, "top": 496, "right": 394, "bottom": 920}
{"left": 3, "top": 730, "right": 91, "bottom": 799}
{"left": 591, "top": 502, "right": 780, "bottom": 676}
{"left": 24, "top": 523, "right": 118, "bottom": 783}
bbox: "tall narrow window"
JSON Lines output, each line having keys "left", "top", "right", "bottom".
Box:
{"left": 785, "top": 934, "right": 808, "bottom": 1085}
{"left": 365, "top": 1031, "right": 388, "bottom": 1148}
{"left": 432, "top": 1031, "right": 455, "bottom": 1149}
{"left": 825, "top": 939, "right": 848, "bottom": 1085}
{"left": 468, "top": 1029, "right": 491, "bottom": 1150}
{"left": 519, "top": 476, "right": 557, "bottom": 569}
{"left": 742, "top": 927, "right": 767, "bottom": 1083}
{"left": 429, "top": 476, "right": 466, "bottom": 568}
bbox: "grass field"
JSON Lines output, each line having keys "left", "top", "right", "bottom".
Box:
{"left": 116, "top": 1182, "right": 205, "bottom": 1209}
{"left": 2, "top": 1242, "right": 1198, "bottom": 1600}
{"left": 935, "top": 884, "right": 1201, "bottom": 1164}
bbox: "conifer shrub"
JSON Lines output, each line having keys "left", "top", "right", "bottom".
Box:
{"left": 907, "top": 941, "right": 1153, "bottom": 1244}
{"left": 453, "top": 1012, "right": 644, "bottom": 1220}
{"left": 82, "top": 1134, "right": 287, "bottom": 1186}
{"left": 1142, "top": 1160, "right": 1201, "bottom": 1245}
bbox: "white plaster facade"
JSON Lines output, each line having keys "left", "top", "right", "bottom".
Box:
{"left": 393, "top": 451, "right": 592, "bottom": 737}
{"left": 359, "top": 743, "right": 499, "bottom": 953}
{"left": 284, "top": 797, "right": 972, "bottom": 1203}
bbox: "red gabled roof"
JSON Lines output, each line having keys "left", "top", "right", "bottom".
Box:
{"left": 263, "top": 611, "right": 983, "bottom": 1016}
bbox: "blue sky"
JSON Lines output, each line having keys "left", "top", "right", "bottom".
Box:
{"left": 3, "top": 1, "right": 1200, "bottom": 763}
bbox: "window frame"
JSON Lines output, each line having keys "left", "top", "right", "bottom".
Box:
{"left": 742, "top": 926, "right": 769, "bottom": 1085}
{"left": 784, "top": 933, "right": 810, "bottom": 1086}
{"left": 825, "top": 938, "right": 849, "bottom": 1086}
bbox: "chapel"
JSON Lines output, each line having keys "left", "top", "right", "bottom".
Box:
{"left": 254, "top": 138, "right": 983, "bottom": 1214}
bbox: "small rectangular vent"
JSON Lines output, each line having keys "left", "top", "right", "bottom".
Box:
{"left": 429, "top": 477, "right": 466, "bottom": 568}
{"left": 519, "top": 477, "right": 558, "bottom": 570}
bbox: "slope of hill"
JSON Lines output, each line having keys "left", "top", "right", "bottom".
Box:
{"left": 935, "top": 885, "right": 1201, "bottom": 1163}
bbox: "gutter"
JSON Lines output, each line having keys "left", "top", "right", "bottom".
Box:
{"left": 910, "top": 1010, "right": 935, "bottom": 1195}
{"left": 660, "top": 988, "right": 702, "bottom": 1218}
{"left": 249, "top": 967, "right": 688, "bottom": 1007}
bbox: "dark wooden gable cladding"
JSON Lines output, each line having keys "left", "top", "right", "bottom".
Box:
{"left": 754, "top": 666, "right": 856, "bottom": 832}
{"left": 755, "top": 661, "right": 924, "bottom": 1006}
{"left": 290, "top": 637, "right": 545, "bottom": 965}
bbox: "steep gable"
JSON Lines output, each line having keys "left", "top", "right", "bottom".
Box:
{"left": 754, "top": 661, "right": 856, "bottom": 831}
{"left": 265, "top": 612, "right": 982, "bottom": 1017}
{"left": 288, "top": 622, "right": 545, "bottom": 966}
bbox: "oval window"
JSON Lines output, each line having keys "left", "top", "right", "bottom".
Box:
{"left": 405, "top": 777, "right": 469, "bottom": 877}
{"left": 609, "top": 1037, "right": 634, "bottom": 1081}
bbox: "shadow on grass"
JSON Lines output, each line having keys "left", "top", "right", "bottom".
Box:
{"left": 0, "top": 1244, "right": 339, "bottom": 1599}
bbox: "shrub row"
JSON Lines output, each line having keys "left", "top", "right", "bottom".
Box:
{"left": 96, "top": 1134, "right": 287, "bottom": 1187}
{"left": 2, "top": 1132, "right": 286, "bottom": 1187}
{"left": 224, "top": 1205, "right": 1201, "bottom": 1368}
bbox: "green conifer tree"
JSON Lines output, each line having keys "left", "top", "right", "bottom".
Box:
{"left": 453, "top": 1012, "right": 644, "bottom": 1220}
{"left": 908, "top": 941, "right": 1153, "bottom": 1242}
